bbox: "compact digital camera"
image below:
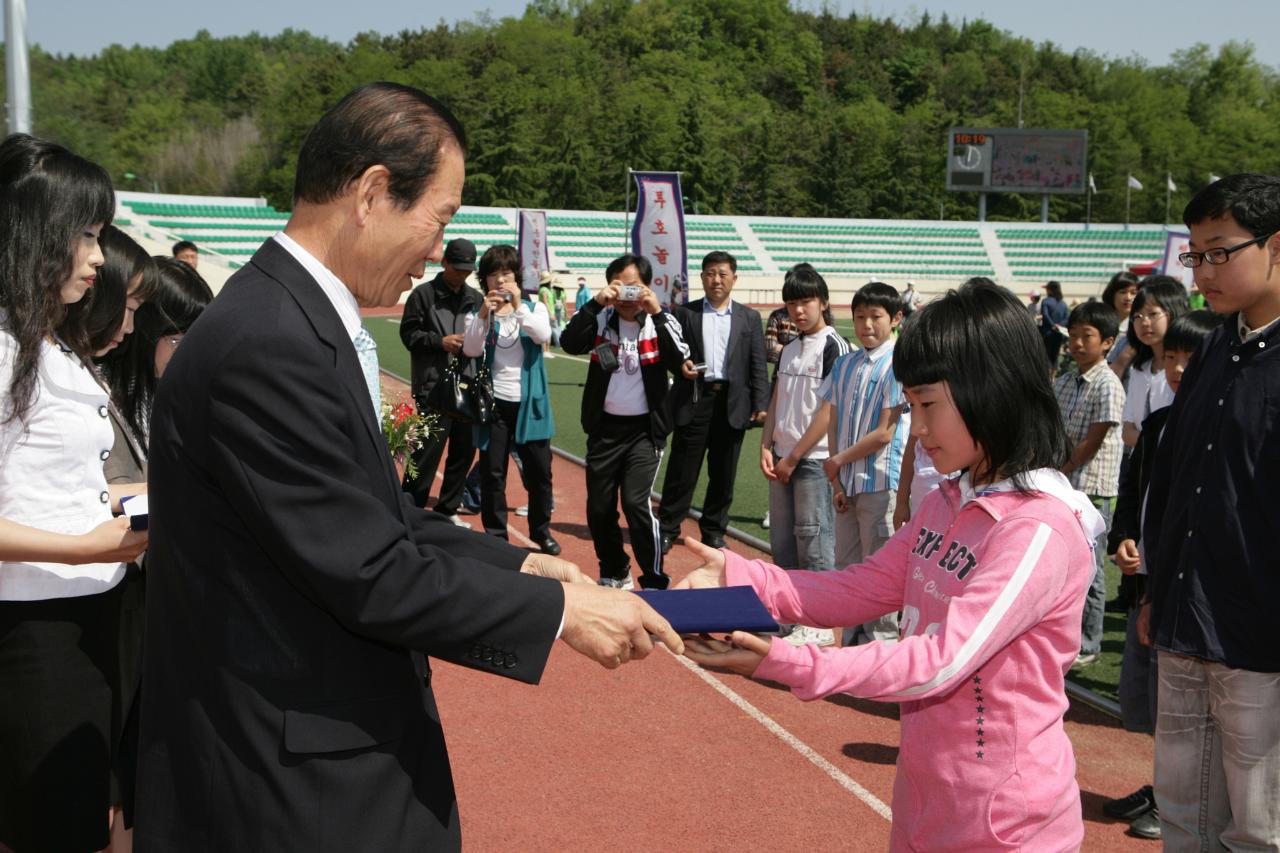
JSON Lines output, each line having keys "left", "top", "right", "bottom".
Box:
{"left": 617, "top": 284, "right": 643, "bottom": 303}
{"left": 593, "top": 341, "right": 620, "bottom": 373}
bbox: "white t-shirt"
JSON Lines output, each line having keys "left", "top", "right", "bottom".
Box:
{"left": 1123, "top": 359, "right": 1174, "bottom": 428}
{"left": 604, "top": 318, "right": 649, "bottom": 416}
{"left": 910, "top": 432, "right": 946, "bottom": 511}
{"left": 771, "top": 326, "right": 849, "bottom": 460}
{"left": 0, "top": 324, "right": 125, "bottom": 600}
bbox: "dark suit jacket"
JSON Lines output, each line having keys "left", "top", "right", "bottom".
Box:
{"left": 399, "top": 273, "right": 482, "bottom": 400}
{"left": 136, "top": 239, "right": 564, "bottom": 852}
{"left": 668, "top": 299, "right": 770, "bottom": 430}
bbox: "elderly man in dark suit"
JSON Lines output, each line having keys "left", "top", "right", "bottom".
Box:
{"left": 136, "top": 82, "right": 679, "bottom": 852}
{"left": 658, "top": 251, "right": 769, "bottom": 553}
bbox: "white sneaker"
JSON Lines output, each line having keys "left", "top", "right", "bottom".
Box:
{"left": 441, "top": 514, "right": 471, "bottom": 529}
{"left": 597, "top": 576, "right": 635, "bottom": 591}
{"left": 784, "top": 625, "right": 835, "bottom": 647}
{"left": 515, "top": 505, "right": 529, "bottom": 517}
{"left": 762, "top": 511, "right": 770, "bottom": 529}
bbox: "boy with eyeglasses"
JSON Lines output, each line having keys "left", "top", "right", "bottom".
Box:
{"left": 1141, "top": 173, "right": 1280, "bottom": 850}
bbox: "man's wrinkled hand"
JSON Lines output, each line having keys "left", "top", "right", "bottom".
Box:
{"left": 560, "top": 584, "right": 683, "bottom": 669}
{"left": 520, "top": 553, "right": 592, "bottom": 585}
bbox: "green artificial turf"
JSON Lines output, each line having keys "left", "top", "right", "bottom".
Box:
{"left": 367, "top": 314, "right": 1127, "bottom": 704}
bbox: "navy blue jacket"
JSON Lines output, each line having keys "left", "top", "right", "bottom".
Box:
{"left": 1144, "top": 314, "right": 1280, "bottom": 672}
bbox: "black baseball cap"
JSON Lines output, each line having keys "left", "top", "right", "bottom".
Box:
{"left": 443, "top": 238, "right": 477, "bottom": 271}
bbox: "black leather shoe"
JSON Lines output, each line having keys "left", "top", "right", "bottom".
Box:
{"left": 660, "top": 534, "right": 674, "bottom": 555}
{"left": 537, "top": 537, "right": 561, "bottom": 556}
{"left": 701, "top": 534, "right": 726, "bottom": 549}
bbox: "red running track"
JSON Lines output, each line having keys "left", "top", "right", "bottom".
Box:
{"left": 380, "top": 373, "right": 1156, "bottom": 851}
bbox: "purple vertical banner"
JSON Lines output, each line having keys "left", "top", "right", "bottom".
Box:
{"left": 630, "top": 172, "right": 688, "bottom": 307}
{"left": 517, "top": 209, "right": 550, "bottom": 295}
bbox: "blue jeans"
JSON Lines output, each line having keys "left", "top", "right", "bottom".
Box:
{"left": 767, "top": 457, "right": 834, "bottom": 572}
{"left": 1155, "top": 652, "right": 1280, "bottom": 851}
{"left": 1080, "top": 495, "right": 1113, "bottom": 656}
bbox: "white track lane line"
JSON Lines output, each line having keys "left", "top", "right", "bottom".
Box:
{"left": 666, "top": 649, "right": 893, "bottom": 821}
{"left": 414, "top": 380, "right": 890, "bottom": 819}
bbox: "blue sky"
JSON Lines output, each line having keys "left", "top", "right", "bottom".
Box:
{"left": 6, "top": 0, "right": 1278, "bottom": 69}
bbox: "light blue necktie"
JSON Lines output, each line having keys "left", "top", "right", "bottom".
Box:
{"left": 353, "top": 325, "right": 381, "bottom": 416}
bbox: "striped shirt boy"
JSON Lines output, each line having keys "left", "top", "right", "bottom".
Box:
{"left": 819, "top": 340, "right": 909, "bottom": 496}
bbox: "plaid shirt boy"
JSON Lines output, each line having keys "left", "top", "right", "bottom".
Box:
{"left": 1053, "top": 360, "right": 1125, "bottom": 496}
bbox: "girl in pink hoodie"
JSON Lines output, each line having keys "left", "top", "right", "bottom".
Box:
{"left": 682, "top": 281, "right": 1105, "bottom": 852}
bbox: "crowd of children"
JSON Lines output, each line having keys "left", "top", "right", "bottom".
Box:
{"left": 679, "top": 173, "right": 1280, "bottom": 850}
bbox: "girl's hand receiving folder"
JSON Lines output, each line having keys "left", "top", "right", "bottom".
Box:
{"left": 682, "top": 631, "right": 770, "bottom": 676}
{"left": 672, "top": 538, "right": 728, "bottom": 590}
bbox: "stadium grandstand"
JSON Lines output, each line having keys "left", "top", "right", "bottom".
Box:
{"left": 115, "top": 189, "right": 1174, "bottom": 302}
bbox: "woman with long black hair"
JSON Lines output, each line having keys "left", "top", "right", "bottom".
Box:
{"left": 0, "top": 134, "right": 149, "bottom": 853}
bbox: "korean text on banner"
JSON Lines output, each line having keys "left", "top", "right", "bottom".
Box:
{"left": 518, "top": 209, "right": 550, "bottom": 295}
{"left": 630, "top": 172, "right": 688, "bottom": 308}
{"left": 1161, "top": 229, "right": 1195, "bottom": 291}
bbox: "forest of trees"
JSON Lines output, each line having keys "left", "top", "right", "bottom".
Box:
{"left": 8, "top": 0, "right": 1279, "bottom": 223}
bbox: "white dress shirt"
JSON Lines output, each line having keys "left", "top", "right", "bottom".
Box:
{"left": 701, "top": 298, "right": 733, "bottom": 381}
{"left": 274, "top": 233, "right": 363, "bottom": 341}
{"left": 0, "top": 318, "right": 124, "bottom": 601}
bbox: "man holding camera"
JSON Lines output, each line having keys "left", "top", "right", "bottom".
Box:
{"left": 399, "top": 238, "right": 482, "bottom": 520}
{"left": 658, "top": 251, "right": 769, "bottom": 553}
{"left": 561, "top": 254, "right": 690, "bottom": 590}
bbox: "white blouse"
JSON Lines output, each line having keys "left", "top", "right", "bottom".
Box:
{"left": 462, "top": 301, "right": 551, "bottom": 403}
{"left": 1122, "top": 359, "right": 1174, "bottom": 429}
{"left": 0, "top": 324, "right": 125, "bottom": 600}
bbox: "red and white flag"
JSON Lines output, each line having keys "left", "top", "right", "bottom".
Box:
{"left": 518, "top": 209, "right": 549, "bottom": 295}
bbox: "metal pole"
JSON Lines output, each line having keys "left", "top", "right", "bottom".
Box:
{"left": 1165, "top": 174, "right": 1171, "bottom": 225}
{"left": 6, "top": 0, "right": 32, "bottom": 134}
{"left": 1125, "top": 178, "right": 1132, "bottom": 229}
{"left": 623, "top": 167, "right": 632, "bottom": 252}
{"left": 1086, "top": 183, "right": 1092, "bottom": 229}
{"left": 978, "top": 193, "right": 987, "bottom": 222}
{"left": 1040, "top": 194, "right": 1049, "bottom": 223}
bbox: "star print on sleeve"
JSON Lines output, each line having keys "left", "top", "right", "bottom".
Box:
{"left": 973, "top": 675, "right": 987, "bottom": 759}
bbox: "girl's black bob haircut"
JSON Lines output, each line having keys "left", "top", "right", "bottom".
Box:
{"left": 894, "top": 280, "right": 1070, "bottom": 489}
{"left": 1126, "top": 275, "right": 1190, "bottom": 369}
{"left": 781, "top": 263, "right": 835, "bottom": 326}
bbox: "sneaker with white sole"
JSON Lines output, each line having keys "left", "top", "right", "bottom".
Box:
{"left": 762, "top": 511, "right": 770, "bottom": 529}
{"left": 514, "top": 505, "right": 529, "bottom": 517}
{"left": 784, "top": 625, "right": 835, "bottom": 647}
{"left": 1072, "top": 652, "right": 1099, "bottom": 669}
{"left": 597, "top": 576, "right": 635, "bottom": 591}
{"left": 439, "top": 513, "right": 471, "bottom": 529}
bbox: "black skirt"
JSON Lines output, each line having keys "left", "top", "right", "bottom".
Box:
{"left": 0, "top": 583, "right": 123, "bottom": 853}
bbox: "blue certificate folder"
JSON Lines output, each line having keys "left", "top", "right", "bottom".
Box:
{"left": 634, "top": 587, "right": 780, "bottom": 635}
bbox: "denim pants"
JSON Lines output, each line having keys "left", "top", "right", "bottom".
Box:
{"left": 768, "top": 457, "right": 834, "bottom": 571}
{"left": 1080, "top": 494, "right": 1114, "bottom": 656}
{"left": 1155, "top": 652, "right": 1280, "bottom": 851}
{"left": 835, "top": 489, "right": 899, "bottom": 644}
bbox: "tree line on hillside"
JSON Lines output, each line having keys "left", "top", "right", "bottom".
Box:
{"left": 6, "top": 0, "right": 1279, "bottom": 223}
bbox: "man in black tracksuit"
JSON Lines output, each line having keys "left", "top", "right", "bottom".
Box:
{"left": 560, "top": 254, "right": 689, "bottom": 590}
{"left": 399, "top": 239, "right": 482, "bottom": 518}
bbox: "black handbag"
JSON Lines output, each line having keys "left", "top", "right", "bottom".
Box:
{"left": 431, "top": 357, "right": 494, "bottom": 425}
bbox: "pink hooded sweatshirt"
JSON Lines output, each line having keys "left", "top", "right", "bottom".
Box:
{"left": 724, "top": 470, "right": 1104, "bottom": 852}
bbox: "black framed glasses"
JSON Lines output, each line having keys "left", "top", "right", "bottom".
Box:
{"left": 1179, "top": 231, "right": 1276, "bottom": 268}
